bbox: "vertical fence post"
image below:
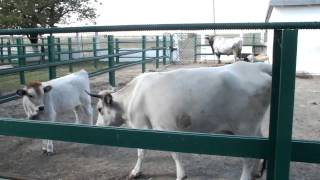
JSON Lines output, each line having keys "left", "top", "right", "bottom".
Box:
{"left": 267, "top": 29, "right": 298, "bottom": 180}
{"left": 108, "top": 35, "right": 115, "bottom": 87}
{"left": 40, "top": 38, "right": 45, "bottom": 63}
{"left": 93, "top": 37, "right": 97, "bottom": 69}
{"left": 156, "top": 36, "right": 159, "bottom": 69}
{"left": 115, "top": 38, "right": 119, "bottom": 64}
{"left": 68, "top": 37, "right": 73, "bottom": 72}
{"left": 16, "top": 38, "right": 26, "bottom": 84}
{"left": 7, "top": 41, "right": 12, "bottom": 64}
{"left": 169, "top": 34, "right": 173, "bottom": 63}
{"left": 194, "top": 35, "right": 197, "bottom": 63}
{"left": 142, "top": 36, "right": 146, "bottom": 73}
{"left": 47, "top": 35, "right": 56, "bottom": 79}
{"left": 252, "top": 34, "right": 256, "bottom": 55}
{"left": 162, "top": 35, "right": 166, "bottom": 65}
{"left": 56, "top": 38, "right": 61, "bottom": 62}
{"left": 0, "top": 37, "right": 3, "bottom": 63}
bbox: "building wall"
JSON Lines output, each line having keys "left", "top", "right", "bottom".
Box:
{"left": 267, "top": 5, "right": 320, "bottom": 74}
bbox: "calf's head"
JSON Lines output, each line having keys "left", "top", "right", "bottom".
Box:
{"left": 86, "top": 90, "right": 124, "bottom": 127}
{"left": 16, "top": 81, "right": 52, "bottom": 112}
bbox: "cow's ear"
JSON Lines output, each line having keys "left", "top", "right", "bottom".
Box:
{"left": 43, "top": 85, "right": 52, "bottom": 93}
{"left": 16, "top": 89, "right": 27, "bottom": 96}
{"left": 104, "top": 94, "right": 113, "bottom": 105}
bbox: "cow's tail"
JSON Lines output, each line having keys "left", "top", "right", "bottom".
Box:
{"left": 258, "top": 63, "right": 272, "bottom": 76}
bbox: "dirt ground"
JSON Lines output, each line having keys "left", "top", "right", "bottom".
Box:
{"left": 0, "top": 62, "right": 320, "bottom": 180}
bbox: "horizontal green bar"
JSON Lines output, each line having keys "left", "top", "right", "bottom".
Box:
{"left": 291, "top": 140, "right": 320, "bottom": 163}
{"left": 1, "top": 22, "right": 320, "bottom": 35}
{"left": 0, "top": 94, "right": 19, "bottom": 104}
{"left": 195, "top": 44, "right": 266, "bottom": 47}
{"left": 119, "top": 56, "right": 160, "bottom": 58}
{"left": 0, "top": 58, "right": 162, "bottom": 104}
{"left": 0, "top": 118, "right": 269, "bottom": 159}
{"left": 89, "top": 58, "right": 157, "bottom": 77}
{"left": 195, "top": 53, "right": 215, "bottom": 56}
{"left": 0, "top": 52, "right": 46, "bottom": 59}
{"left": 0, "top": 117, "right": 319, "bottom": 163}
{"left": 0, "top": 48, "right": 160, "bottom": 76}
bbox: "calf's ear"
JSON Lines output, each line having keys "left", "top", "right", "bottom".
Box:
{"left": 43, "top": 85, "right": 52, "bottom": 93}
{"left": 16, "top": 89, "right": 27, "bottom": 96}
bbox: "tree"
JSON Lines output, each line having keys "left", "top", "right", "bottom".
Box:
{"left": 0, "top": 0, "right": 100, "bottom": 43}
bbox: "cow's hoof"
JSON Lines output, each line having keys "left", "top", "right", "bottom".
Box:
{"left": 128, "top": 171, "right": 142, "bottom": 179}
{"left": 177, "top": 175, "right": 187, "bottom": 180}
{"left": 252, "top": 172, "right": 262, "bottom": 179}
{"left": 42, "top": 150, "right": 54, "bottom": 156}
{"left": 42, "top": 149, "right": 47, "bottom": 155}
{"left": 46, "top": 151, "right": 54, "bottom": 156}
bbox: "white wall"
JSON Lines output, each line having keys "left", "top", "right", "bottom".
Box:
{"left": 267, "top": 5, "right": 320, "bottom": 75}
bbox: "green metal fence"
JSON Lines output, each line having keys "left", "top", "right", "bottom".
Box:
{"left": 1, "top": 22, "right": 320, "bottom": 180}
{"left": 0, "top": 34, "right": 171, "bottom": 103}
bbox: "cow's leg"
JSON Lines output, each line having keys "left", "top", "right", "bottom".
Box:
{"left": 46, "top": 140, "right": 54, "bottom": 154}
{"left": 45, "top": 112, "right": 56, "bottom": 154}
{"left": 42, "top": 140, "right": 48, "bottom": 153}
{"left": 233, "top": 50, "right": 238, "bottom": 63}
{"left": 216, "top": 54, "right": 221, "bottom": 64}
{"left": 128, "top": 113, "right": 151, "bottom": 179}
{"left": 251, "top": 129, "right": 266, "bottom": 179}
{"left": 240, "top": 158, "right": 260, "bottom": 180}
{"left": 81, "top": 104, "right": 93, "bottom": 125}
{"left": 240, "top": 129, "right": 263, "bottom": 180}
{"left": 171, "top": 152, "right": 186, "bottom": 180}
{"left": 129, "top": 148, "right": 145, "bottom": 179}
{"left": 74, "top": 106, "right": 81, "bottom": 124}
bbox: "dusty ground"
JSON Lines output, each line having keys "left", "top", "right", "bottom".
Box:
{"left": 0, "top": 62, "right": 320, "bottom": 180}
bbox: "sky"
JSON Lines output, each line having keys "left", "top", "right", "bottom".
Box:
{"left": 68, "top": 0, "right": 270, "bottom": 26}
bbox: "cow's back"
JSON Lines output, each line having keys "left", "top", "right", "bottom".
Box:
{"left": 214, "top": 37, "right": 242, "bottom": 54}
{"left": 44, "top": 70, "right": 90, "bottom": 113}
{"left": 129, "top": 62, "right": 271, "bottom": 134}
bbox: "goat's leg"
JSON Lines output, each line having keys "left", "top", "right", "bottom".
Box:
{"left": 129, "top": 149, "right": 145, "bottom": 179}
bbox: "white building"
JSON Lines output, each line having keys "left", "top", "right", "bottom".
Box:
{"left": 266, "top": 0, "right": 320, "bottom": 75}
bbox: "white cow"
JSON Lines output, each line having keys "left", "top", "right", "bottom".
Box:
{"left": 206, "top": 35, "right": 243, "bottom": 64}
{"left": 16, "top": 69, "right": 93, "bottom": 154}
{"left": 88, "top": 62, "right": 272, "bottom": 180}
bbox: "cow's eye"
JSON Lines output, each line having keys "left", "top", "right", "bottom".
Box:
{"left": 28, "top": 95, "right": 34, "bottom": 98}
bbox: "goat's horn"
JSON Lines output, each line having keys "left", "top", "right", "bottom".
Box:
{"left": 85, "top": 90, "right": 103, "bottom": 99}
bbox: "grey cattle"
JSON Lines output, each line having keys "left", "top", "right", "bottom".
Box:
{"left": 88, "top": 61, "right": 272, "bottom": 180}
{"left": 206, "top": 35, "right": 243, "bottom": 64}
{"left": 16, "top": 70, "right": 93, "bottom": 154}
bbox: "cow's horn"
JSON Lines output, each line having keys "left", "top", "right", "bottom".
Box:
{"left": 85, "top": 90, "right": 103, "bottom": 99}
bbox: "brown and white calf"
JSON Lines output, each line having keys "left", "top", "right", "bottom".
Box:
{"left": 16, "top": 69, "right": 93, "bottom": 154}
{"left": 88, "top": 61, "right": 272, "bottom": 180}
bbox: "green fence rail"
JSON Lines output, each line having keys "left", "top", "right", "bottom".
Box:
{"left": 0, "top": 35, "right": 169, "bottom": 103}
{"left": 1, "top": 22, "right": 320, "bottom": 180}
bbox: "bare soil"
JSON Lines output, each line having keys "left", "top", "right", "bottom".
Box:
{"left": 0, "top": 62, "right": 319, "bottom": 180}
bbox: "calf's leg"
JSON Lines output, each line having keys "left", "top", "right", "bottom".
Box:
{"left": 171, "top": 152, "right": 187, "bottom": 180}
{"left": 129, "top": 149, "right": 146, "bottom": 179}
